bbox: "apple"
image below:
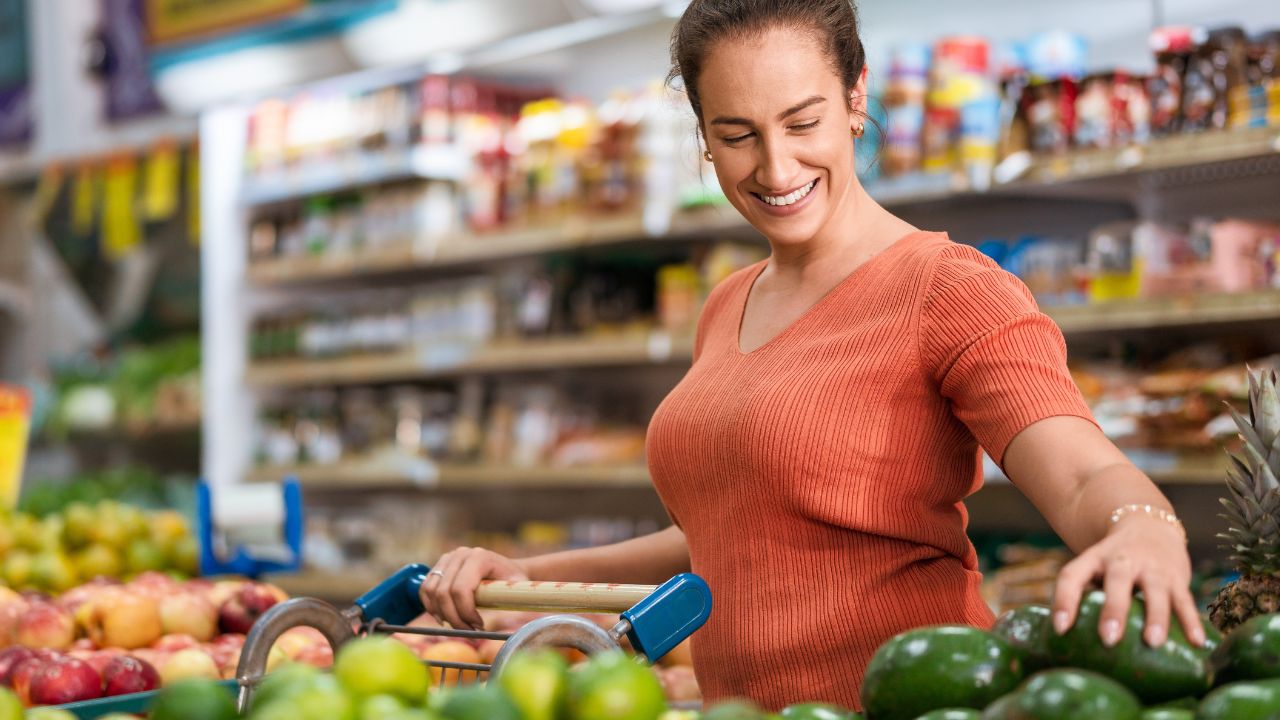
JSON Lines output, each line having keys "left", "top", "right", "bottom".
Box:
{"left": 28, "top": 657, "right": 103, "bottom": 705}
{"left": 0, "top": 599, "right": 30, "bottom": 648}
{"left": 15, "top": 605, "right": 75, "bottom": 651}
{"left": 82, "top": 650, "right": 120, "bottom": 677}
{"left": 478, "top": 638, "right": 504, "bottom": 665}
{"left": 218, "top": 583, "right": 282, "bottom": 635}
{"left": 10, "top": 655, "right": 52, "bottom": 704}
{"left": 152, "top": 634, "right": 199, "bottom": 653}
{"left": 0, "top": 648, "right": 35, "bottom": 686}
{"left": 85, "top": 592, "right": 162, "bottom": 650}
{"left": 213, "top": 633, "right": 245, "bottom": 649}
{"left": 159, "top": 648, "right": 219, "bottom": 685}
{"left": 657, "top": 665, "right": 701, "bottom": 702}
{"left": 101, "top": 655, "right": 159, "bottom": 697}
{"left": 158, "top": 593, "right": 217, "bottom": 642}
{"left": 125, "top": 572, "right": 177, "bottom": 598}
{"left": 208, "top": 580, "right": 245, "bottom": 609}
{"left": 272, "top": 627, "right": 326, "bottom": 661}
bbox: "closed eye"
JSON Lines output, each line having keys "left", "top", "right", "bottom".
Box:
{"left": 723, "top": 132, "right": 754, "bottom": 145}
{"left": 792, "top": 120, "right": 820, "bottom": 131}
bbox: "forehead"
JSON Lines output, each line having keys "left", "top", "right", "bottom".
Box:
{"left": 697, "top": 26, "right": 842, "bottom": 119}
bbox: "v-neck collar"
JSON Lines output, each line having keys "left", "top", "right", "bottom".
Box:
{"left": 735, "top": 231, "right": 926, "bottom": 355}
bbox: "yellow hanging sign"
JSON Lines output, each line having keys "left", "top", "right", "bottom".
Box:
{"left": 102, "top": 156, "right": 141, "bottom": 261}
{"left": 71, "top": 164, "right": 99, "bottom": 236}
{"left": 0, "top": 386, "right": 31, "bottom": 511}
{"left": 143, "top": 141, "right": 180, "bottom": 221}
{"left": 145, "top": 0, "right": 305, "bottom": 45}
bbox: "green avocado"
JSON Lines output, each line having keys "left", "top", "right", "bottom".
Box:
{"left": 1197, "top": 679, "right": 1280, "bottom": 720}
{"left": 1138, "top": 708, "right": 1193, "bottom": 720}
{"left": 981, "top": 669, "right": 1140, "bottom": 720}
{"left": 1211, "top": 613, "right": 1280, "bottom": 684}
{"left": 992, "top": 605, "right": 1054, "bottom": 672}
{"left": 861, "top": 625, "right": 1022, "bottom": 720}
{"left": 1045, "top": 591, "right": 1213, "bottom": 703}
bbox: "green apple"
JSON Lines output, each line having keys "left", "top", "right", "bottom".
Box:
{"left": 334, "top": 636, "right": 429, "bottom": 702}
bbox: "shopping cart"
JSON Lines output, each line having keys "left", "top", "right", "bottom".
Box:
{"left": 56, "top": 563, "right": 712, "bottom": 718}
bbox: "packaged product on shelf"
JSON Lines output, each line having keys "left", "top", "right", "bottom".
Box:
{"left": 1148, "top": 26, "right": 1201, "bottom": 136}
{"left": 923, "top": 36, "right": 990, "bottom": 175}
{"left": 1023, "top": 78, "right": 1078, "bottom": 154}
{"left": 1242, "top": 31, "right": 1280, "bottom": 128}
{"left": 1182, "top": 26, "right": 1248, "bottom": 132}
{"left": 1074, "top": 73, "right": 1114, "bottom": 149}
{"left": 1209, "top": 218, "right": 1280, "bottom": 292}
{"left": 1111, "top": 70, "right": 1152, "bottom": 145}
{"left": 656, "top": 263, "right": 702, "bottom": 334}
{"left": 883, "top": 42, "right": 930, "bottom": 176}
{"left": 1085, "top": 222, "right": 1141, "bottom": 303}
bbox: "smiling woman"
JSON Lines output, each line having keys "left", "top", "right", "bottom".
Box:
{"left": 421, "top": 0, "right": 1202, "bottom": 713}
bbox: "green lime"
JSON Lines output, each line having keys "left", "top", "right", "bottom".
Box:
{"left": 23, "top": 709, "right": 76, "bottom": 720}
{"left": 149, "top": 679, "right": 238, "bottom": 720}
{"left": 334, "top": 636, "right": 429, "bottom": 702}
{"left": 497, "top": 649, "right": 568, "bottom": 720}
{"left": 361, "top": 693, "right": 409, "bottom": 720}
{"left": 779, "top": 702, "right": 859, "bottom": 719}
{"left": 251, "top": 662, "right": 322, "bottom": 710}
{"left": 0, "top": 687, "right": 20, "bottom": 720}
{"left": 703, "top": 700, "right": 770, "bottom": 719}
{"left": 568, "top": 651, "right": 666, "bottom": 720}
{"left": 435, "top": 685, "right": 521, "bottom": 720}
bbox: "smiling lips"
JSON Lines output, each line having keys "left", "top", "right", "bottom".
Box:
{"left": 751, "top": 178, "right": 819, "bottom": 214}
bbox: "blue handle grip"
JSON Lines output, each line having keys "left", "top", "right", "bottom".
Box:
{"left": 354, "top": 563, "right": 430, "bottom": 624}
{"left": 621, "top": 573, "right": 712, "bottom": 663}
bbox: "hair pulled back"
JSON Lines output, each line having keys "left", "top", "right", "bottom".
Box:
{"left": 667, "top": 0, "right": 867, "bottom": 122}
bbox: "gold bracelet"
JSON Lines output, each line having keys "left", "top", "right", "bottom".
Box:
{"left": 1109, "top": 503, "right": 1186, "bottom": 541}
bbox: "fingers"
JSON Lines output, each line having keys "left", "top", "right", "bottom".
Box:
{"left": 433, "top": 549, "right": 472, "bottom": 630}
{"left": 424, "top": 551, "right": 463, "bottom": 628}
{"left": 1138, "top": 577, "right": 1170, "bottom": 647}
{"left": 1172, "top": 586, "right": 1207, "bottom": 647}
{"left": 1052, "top": 553, "right": 1101, "bottom": 635}
{"left": 1099, "top": 556, "right": 1137, "bottom": 647}
{"left": 450, "top": 552, "right": 502, "bottom": 630}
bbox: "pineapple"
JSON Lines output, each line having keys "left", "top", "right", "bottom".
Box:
{"left": 1209, "top": 367, "right": 1280, "bottom": 632}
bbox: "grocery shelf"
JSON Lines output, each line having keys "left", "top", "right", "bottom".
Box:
{"left": 246, "top": 460, "right": 653, "bottom": 490}
{"left": 245, "top": 212, "right": 681, "bottom": 285}
{"left": 241, "top": 145, "right": 471, "bottom": 207}
{"left": 244, "top": 331, "right": 694, "bottom": 387}
{"left": 1007, "top": 126, "right": 1280, "bottom": 189}
{"left": 1044, "top": 290, "right": 1280, "bottom": 335}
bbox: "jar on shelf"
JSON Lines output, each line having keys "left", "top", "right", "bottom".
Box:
{"left": 1149, "top": 26, "right": 1201, "bottom": 136}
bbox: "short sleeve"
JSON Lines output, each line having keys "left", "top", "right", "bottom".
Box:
{"left": 919, "top": 246, "right": 1097, "bottom": 465}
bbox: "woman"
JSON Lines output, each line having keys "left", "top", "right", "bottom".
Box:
{"left": 421, "top": 0, "right": 1201, "bottom": 710}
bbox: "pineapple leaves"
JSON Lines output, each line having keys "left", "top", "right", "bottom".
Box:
{"left": 1230, "top": 404, "right": 1267, "bottom": 459}
{"left": 1244, "top": 441, "right": 1280, "bottom": 494}
{"left": 1257, "top": 368, "right": 1280, "bottom": 449}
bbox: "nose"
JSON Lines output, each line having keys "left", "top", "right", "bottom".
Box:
{"left": 754, "top": 137, "right": 802, "bottom": 193}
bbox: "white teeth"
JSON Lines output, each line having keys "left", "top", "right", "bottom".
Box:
{"left": 762, "top": 180, "right": 816, "bottom": 206}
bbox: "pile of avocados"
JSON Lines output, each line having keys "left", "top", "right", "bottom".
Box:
{"left": 855, "top": 590, "right": 1280, "bottom": 720}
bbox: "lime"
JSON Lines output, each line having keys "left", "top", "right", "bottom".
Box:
{"left": 62, "top": 503, "right": 96, "bottom": 548}
{"left": 250, "top": 662, "right": 322, "bottom": 710}
{"left": 73, "top": 543, "right": 123, "bottom": 580}
{"left": 334, "top": 636, "right": 430, "bottom": 702}
{"left": 702, "top": 699, "right": 770, "bottom": 719}
{"left": 23, "top": 709, "right": 76, "bottom": 720}
{"left": 497, "top": 649, "right": 568, "bottom": 720}
{"left": 0, "top": 687, "right": 20, "bottom": 720}
{"left": 277, "top": 673, "right": 355, "bottom": 720}
{"left": 779, "top": 702, "right": 859, "bottom": 719}
{"left": 568, "top": 651, "right": 666, "bottom": 720}
{"left": 3, "top": 550, "right": 31, "bottom": 588}
{"left": 435, "top": 685, "right": 521, "bottom": 720}
{"left": 361, "top": 693, "right": 409, "bottom": 720}
{"left": 126, "top": 538, "right": 168, "bottom": 575}
{"left": 149, "top": 679, "right": 238, "bottom": 720}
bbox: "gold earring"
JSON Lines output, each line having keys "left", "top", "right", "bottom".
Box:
{"left": 703, "top": 150, "right": 713, "bottom": 162}
{"left": 852, "top": 124, "right": 865, "bottom": 138}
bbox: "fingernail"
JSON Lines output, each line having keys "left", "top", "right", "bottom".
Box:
{"left": 1145, "top": 624, "right": 1164, "bottom": 647}
{"left": 1102, "top": 619, "right": 1121, "bottom": 647}
{"left": 1191, "top": 626, "right": 1206, "bottom": 646}
{"left": 1053, "top": 610, "right": 1070, "bottom": 635}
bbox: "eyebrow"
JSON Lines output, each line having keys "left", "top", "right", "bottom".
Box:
{"left": 709, "top": 95, "right": 827, "bottom": 126}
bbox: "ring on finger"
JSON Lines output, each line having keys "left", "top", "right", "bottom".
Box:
{"left": 427, "top": 569, "right": 445, "bottom": 580}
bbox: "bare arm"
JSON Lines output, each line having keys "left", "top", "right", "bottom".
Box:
{"left": 422, "top": 525, "right": 690, "bottom": 630}
{"left": 1003, "top": 416, "right": 1202, "bottom": 648}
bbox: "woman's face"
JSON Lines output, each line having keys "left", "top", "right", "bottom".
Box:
{"left": 697, "top": 26, "right": 864, "bottom": 249}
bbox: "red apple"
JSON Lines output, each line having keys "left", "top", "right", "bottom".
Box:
{"left": 84, "top": 591, "right": 162, "bottom": 650}
{"left": 101, "top": 655, "right": 159, "bottom": 697}
{"left": 158, "top": 593, "right": 217, "bottom": 642}
{"left": 213, "top": 633, "right": 245, "bottom": 649}
{"left": 29, "top": 656, "right": 103, "bottom": 705}
{"left": 126, "top": 572, "right": 178, "bottom": 598}
{"left": 0, "top": 599, "right": 29, "bottom": 648}
{"left": 82, "top": 650, "right": 121, "bottom": 677}
{"left": 0, "top": 648, "right": 35, "bottom": 686}
{"left": 159, "top": 648, "right": 219, "bottom": 685}
{"left": 56, "top": 578, "right": 119, "bottom": 616}
{"left": 10, "top": 654, "right": 56, "bottom": 705}
{"left": 152, "top": 634, "right": 199, "bottom": 653}
{"left": 293, "top": 642, "right": 333, "bottom": 669}
{"left": 14, "top": 605, "right": 74, "bottom": 651}
{"left": 217, "top": 584, "right": 281, "bottom": 635}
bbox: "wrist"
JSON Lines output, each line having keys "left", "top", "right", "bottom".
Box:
{"left": 1107, "top": 503, "right": 1186, "bottom": 542}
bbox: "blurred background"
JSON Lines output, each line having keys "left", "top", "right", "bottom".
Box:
{"left": 1, "top": 0, "right": 1280, "bottom": 619}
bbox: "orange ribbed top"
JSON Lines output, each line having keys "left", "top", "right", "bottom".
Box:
{"left": 645, "top": 232, "right": 1095, "bottom": 711}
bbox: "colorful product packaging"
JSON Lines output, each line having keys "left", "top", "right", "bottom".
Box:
{"left": 0, "top": 385, "right": 31, "bottom": 511}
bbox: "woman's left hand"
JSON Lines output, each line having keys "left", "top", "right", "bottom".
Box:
{"left": 1050, "top": 513, "right": 1204, "bottom": 648}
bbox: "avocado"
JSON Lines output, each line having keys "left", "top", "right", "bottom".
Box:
{"left": 982, "top": 669, "right": 1140, "bottom": 720}
{"left": 861, "top": 625, "right": 1022, "bottom": 720}
{"left": 1045, "top": 591, "right": 1212, "bottom": 703}
{"left": 1196, "top": 679, "right": 1280, "bottom": 720}
{"left": 1138, "top": 709, "right": 1193, "bottom": 720}
{"left": 992, "top": 605, "right": 1053, "bottom": 672}
{"left": 1211, "top": 613, "right": 1280, "bottom": 684}
{"left": 915, "top": 710, "right": 980, "bottom": 720}
{"left": 779, "top": 702, "right": 860, "bottom": 719}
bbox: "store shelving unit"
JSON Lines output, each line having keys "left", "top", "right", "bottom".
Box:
{"left": 203, "top": 52, "right": 1279, "bottom": 562}
{"left": 240, "top": 144, "right": 471, "bottom": 207}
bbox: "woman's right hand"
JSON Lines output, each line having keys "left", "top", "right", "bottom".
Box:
{"left": 419, "top": 546, "right": 529, "bottom": 630}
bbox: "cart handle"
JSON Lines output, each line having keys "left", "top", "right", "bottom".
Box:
{"left": 355, "top": 563, "right": 712, "bottom": 663}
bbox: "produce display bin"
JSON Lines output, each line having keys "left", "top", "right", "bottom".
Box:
{"left": 53, "top": 563, "right": 713, "bottom": 719}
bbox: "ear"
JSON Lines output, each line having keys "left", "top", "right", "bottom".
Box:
{"left": 848, "top": 65, "right": 870, "bottom": 126}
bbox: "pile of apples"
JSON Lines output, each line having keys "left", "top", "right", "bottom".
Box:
{"left": 0, "top": 572, "right": 325, "bottom": 707}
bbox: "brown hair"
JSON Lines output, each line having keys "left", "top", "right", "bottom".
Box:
{"left": 667, "top": 0, "right": 868, "bottom": 123}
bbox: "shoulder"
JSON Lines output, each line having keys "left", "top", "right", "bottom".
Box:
{"left": 918, "top": 239, "right": 1037, "bottom": 316}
